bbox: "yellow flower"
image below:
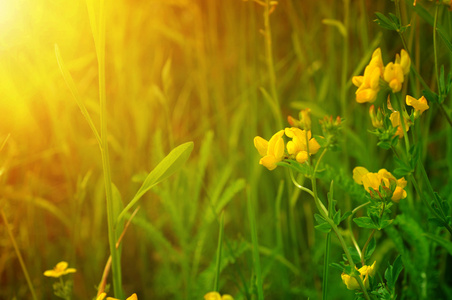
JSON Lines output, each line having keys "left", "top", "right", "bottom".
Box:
{"left": 254, "top": 130, "right": 285, "bottom": 170}
{"left": 300, "top": 108, "right": 312, "bottom": 130}
{"left": 383, "top": 62, "right": 404, "bottom": 93}
{"left": 105, "top": 293, "right": 138, "bottom": 300}
{"left": 353, "top": 48, "right": 384, "bottom": 103}
{"left": 406, "top": 95, "right": 429, "bottom": 115}
{"left": 204, "top": 292, "right": 234, "bottom": 300}
{"left": 341, "top": 261, "right": 376, "bottom": 290}
{"left": 390, "top": 111, "right": 411, "bottom": 139}
{"left": 43, "top": 261, "right": 76, "bottom": 278}
{"left": 353, "top": 167, "right": 407, "bottom": 202}
{"left": 97, "top": 293, "right": 107, "bottom": 300}
{"left": 284, "top": 127, "right": 320, "bottom": 164}
{"left": 395, "top": 49, "right": 411, "bottom": 75}
{"left": 383, "top": 49, "right": 410, "bottom": 93}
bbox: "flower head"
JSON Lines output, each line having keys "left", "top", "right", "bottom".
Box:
{"left": 100, "top": 293, "right": 138, "bottom": 300}
{"left": 353, "top": 167, "right": 407, "bottom": 202}
{"left": 204, "top": 292, "right": 234, "bottom": 300}
{"left": 369, "top": 105, "right": 383, "bottom": 129}
{"left": 254, "top": 130, "right": 285, "bottom": 170}
{"left": 406, "top": 95, "right": 429, "bottom": 116}
{"left": 288, "top": 108, "right": 311, "bottom": 130}
{"left": 285, "top": 127, "right": 320, "bottom": 164}
{"left": 353, "top": 48, "right": 384, "bottom": 103}
{"left": 383, "top": 49, "right": 410, "bottom": 93}
{"left": 43, "top": 261, "right": 76, "bottom": 278}
{"left": 341, "top": 261, "right": 376, "bottom": 290}
{"left": 390, "top": 111, "right": 410, "bottom": 139}
{"left": 383, "top": 62, "right": 404, "bottom": 93}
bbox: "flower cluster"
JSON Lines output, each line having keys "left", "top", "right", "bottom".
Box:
{"left": 352, "top": 48, "right": 410, "bottom": 103}
{"left": 353, "top": 167, "right": 407, "bottom": 202}
{"left": 204, "top": 291, "right": 234, "bottom": 300}
{"left": 341, "top": 261, "right": 376, "bottom": 290}
{"left": 254, "top": 109, "right": 323, "bottom": 170}
{"left": 97, "top": 293, "right": 138, "bottom": 300}
{"left": 368, "top": 93, "right": 429, "bottom": 142}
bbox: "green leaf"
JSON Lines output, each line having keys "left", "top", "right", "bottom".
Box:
{"left": 333, "top": 210, "right": 341, "bottom": 225}
{"left": 385, "top": 265, "right": 394, "bottom": 290}
{"left": 315, "top": 222, "right": 332, "bottom": 233}
{"left": 277, "top": 160, "right": 310, "bottom": 175}
{"left": 314, "top": 135, "right": 328, "bottom": 148}
{"left": 364, "top": 237, "right": 376, "bottom": 260}
{"left": 314, "top": 213, "right": 327, "bottom": 224}
{"left": 379, "top": 219, "right": 394, "bottom": 230}
{"left": 377, "top": 141, "right": 391, "bottom": 150}
{"left": 423, "top": 89, "right": 439, "bottom": 104}
{"left": 392, "top": 255, "right": 403, "bottom": 284}
{"left": 428, "top": 217, "right": 446, "bottom": 228}
{"left": 393, "top": 168, "right": 410, "bottom": 177}
{"left": 437, "top": 28, "right": 452, "bottom": 56}
{"left": 353, "top": 217, "right": 378, "bottom": 229}
{"left": 117, "top": 142, "right": 194, "bottom": 223}
{"left": 440, "top": 65, "right": 446, "bottom": 96}
{"left": 409, "top": 145, "right": 420, "bottom": 170}
{"left": 330, "top": 262, "right": 344, "bottom": 272}
{"left": 424, "top": 233, "right": 452, "bottom": 255}
{"left": 342, "top": 247, "right": 361, "bottom": 265}
{"left": 374, "top": 12, "right": 398, "bottom": 31}
{"left": 340, "top": 211, "right": 352, "bottom": 222}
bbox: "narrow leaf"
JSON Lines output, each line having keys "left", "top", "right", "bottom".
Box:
{"left": 117, "top": 142, "right": 193, "bottom": 223}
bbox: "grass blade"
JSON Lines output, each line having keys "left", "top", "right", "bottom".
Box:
{"left": 117, "top": 141, "right": 194, "bottom": 223}
{"left": 214, "top": 212, "right": 225, "bottom": 292}
{"left": 247, "top": 188, "right": 264, "bottom": 300}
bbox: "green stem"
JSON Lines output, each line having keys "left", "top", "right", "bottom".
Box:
{"left": 304, "top": 141, "right": 371, "bottom": 299}
{"left": 322, "top": 231, "right": 331, "bottom": 300}
{"left": 433, "top": 4, "right": 440, "bottom": 100}
{"left": 247, "top": 189, "right": 264, "bottom": 300}
{"left": 1, "top": 209, "right": 38, "bottom": 300}
{"left": 322, "top": 182, "right": 334, "bottom": 300}
{"left": 393, "top": 92, "right": 411, "bottom": 154}
{"left": 95, "top": 0, "right": 123, "bottom": 297}
{"left": 433, "top": 4, "right": 452, "bottom": 127}
{"left": 417, "top": 162, "right": 452, "bottom": 234}
{"left": 263, "top": 0, "right": 282, "bottom": 129}
{"left": 214, "top": 212, "right": 225, "bottom": 292}
{"left": 347, "top": 201, "right": 371, "bottom": 264}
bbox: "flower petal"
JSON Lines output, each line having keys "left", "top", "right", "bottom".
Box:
{"left": 254, "top": 136, "right": 268, "bottom": 157}
{"left": 353, "top": 167, "right": 369, "bottom": 185}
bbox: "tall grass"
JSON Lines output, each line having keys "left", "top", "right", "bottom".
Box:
{"left": 1, "top": 1, "right": 451, "bottom": 299}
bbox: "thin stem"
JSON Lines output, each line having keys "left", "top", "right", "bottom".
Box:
{"left": 214, "top": 212, "right": 225, "bottom": 292}
{"left": 393, "top": 93, "right": 411, "bottom": 154}
{"left": 97, "top": 207, "right": 141, "bottom": 297}
{"left": 263, "top": 0, "right": 282, "bottom": 129}
{"left": 95, "top": 0, "right": 123, "bottom": 297}
{"left": 418, "top": 162, "right": 452, "bottom": 234}
{"left": 361, "top": 203, "right": 384, "bottom": 264}
{"left": 303, "top": 140, "right": 370, "bottom": 299}
{"left": 322, "top": 231, "right": 331, "bottom": 300}
{"left": 247, "top": 189, "right": 264, "bottom": 300}
{"left": 347, "top": 201, "right": 371, "bottom": 263}
{"left": 433, "top": 4, "right": 440, "bottom": 100}
{"left": 289, "top": 170, "right": 315, "bottom": 198}
{"left": 433, "top": 4, "right": 452, "bottom": 127}
{"left": 1, "top": 208, "right": 38, "bottom": 300}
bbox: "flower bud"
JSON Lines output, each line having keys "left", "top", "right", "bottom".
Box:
{"left": 369, "top": 105, "right": 384, "bottom": 129}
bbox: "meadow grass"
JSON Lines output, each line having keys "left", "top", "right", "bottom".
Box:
{"left": 1, "top": 0, "right": 452, "bottom": 299}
